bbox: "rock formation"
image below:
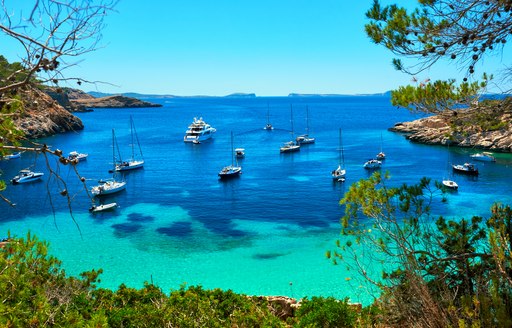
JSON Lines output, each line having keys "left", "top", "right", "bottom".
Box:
{"left": 70, "top": 94, "right": 162, "bottom": 109}
{"left": 45, "top": 87, "right": 162, "bottom": 110}
{"left": 390, "top": 106, "right": 512, "bottom": 152}
{"left": 15, "top": 86, "right": 84, "bottom": 139}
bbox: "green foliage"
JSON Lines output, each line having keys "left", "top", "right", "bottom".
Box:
{"left": 293, "top": 297, "right": 358, "bottom": 328}
{"left": 335, "top": 173, "right": 512, "bottom": 327}
{"left": 0, "top": 55, "right": 30, "bottom": 87}
{"left": 0, "top": 232, "right": 103, "bottom": 327}
{"left": 390, "top": 78, "right": 484, "bottom": 114}
{"left": 365, "top": 1, "right": 511, "bottom": 76}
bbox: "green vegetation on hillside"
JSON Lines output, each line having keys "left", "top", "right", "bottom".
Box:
{"left": 329, "top": 172, "right": 512, "bottom": 327}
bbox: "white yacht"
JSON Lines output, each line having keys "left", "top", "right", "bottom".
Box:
{"left": 91, "top": 178, "right": 126, "bottom": 196}
{"left": 67, "top": 151, "right": 88, "bottom": 162}
{"left": 184, "top": 117, "right": 217, "bottom": 143}
{"left": 11, "top": 169, "right": 44, "bottom": 184}
{"left": 470, "top": 152, "right": 496, "bottom": 162}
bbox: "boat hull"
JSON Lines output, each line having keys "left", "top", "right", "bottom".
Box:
{"left": 91, "top": 181, "right": 127, "bottom": 196}
{"left": 184, "top": 132, "right": 215, "bottom": 143}
{"left": 115, "top": 160, "right": 144, "bottom": 171}
{"left": 90, "top": 202, "right": 118, "bottom": 212}
{"left": 11, "top": 172, "right": 44, "bottom": 184}
{"left": 470, "top": 153, "right": 495, "bottom": 162}
{"left": 452, "top": 164, "right": 478, "bottom": 176}
{"left": 442, "top": 180, "right": 458, "bottom": 190}
{"left": 363, "top": 160, "right": 381, "bottom": 169}
{"left": 218, "top": 166, "right": 242, "bottom": 179}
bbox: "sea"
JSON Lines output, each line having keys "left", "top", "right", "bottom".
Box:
{"left": 1, "top": 96, "right": 511, "bottom": 305}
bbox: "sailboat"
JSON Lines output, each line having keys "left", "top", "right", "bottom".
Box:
{"left": 280, "top": 105, "right": 300, "bottom": 153}
{"left": 218, "top": 131, "right": 242, "bottom": 179}
{"left": 91, "top": 129, "right": 127, "bottom": 196}
{"left": 332, "top": 128, "right": 346, "bottom": 182}
{"left": 296, "top": 105, "right": 315, "bottom": 144}
{"left": 442, "top": 143, "right": 458, "bottom": 190}
{"left": 113, "top": 116, "right": 144, "bottom": 172}
{"left": 376, "top": 132, "right": 386, "bottom": 160}
{"left": 263, "top": 103, "right": 274, "bottom": 130}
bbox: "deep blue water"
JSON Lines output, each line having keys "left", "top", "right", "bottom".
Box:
{"left": 1, "top": 96, "right": 511, "bottom": 304}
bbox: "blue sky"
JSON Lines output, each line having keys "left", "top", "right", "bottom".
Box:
{"left": 3, "top": 1, "right": 509, "bottom": 96}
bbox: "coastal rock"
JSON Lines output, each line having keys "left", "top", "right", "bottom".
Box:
{"left": 71, "top": 94, "right": 162, "bottom": 109}
{"left": 390, "top": 110, "right": 512, "bottom": 152}
{"left": 259, "top": 296, "right": 300, "bottom": 320}
{"left": 44, "top": 87, "right": 90, "bottom": 112}
{"left": 15, "top": 86, "right": 84, "bottom": 138}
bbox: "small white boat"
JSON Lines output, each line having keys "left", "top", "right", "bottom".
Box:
{"left": 296, "top": 134, "right": 315, "bottom": 144}
{"left": 219, "top": 132, "right": 242, "bottom": 179}
{"left": 113, "top": 116, "right": 145, "bottom": 172}
{"left": 376, "top": 133, "right": 386, "bottom": 160}
{"left": 11, "top": 169, "right": 44, "bottom": 184}
{"left": 470, "top": 152, "right": 496, "bottom": 162}
{"left": 376, "top": 152, "right": 386, "bottom": 160}
{"left": 184, "top": 117, "right": 217, "bottom": 143}
{"left": 280, "top": 141, "right": 300, "bottom": 153}
{"left": 89, "top": 202, "right": 118, "bottom": 213}
{"left": 296, "top": 105, "right": 315, "bottom": 144}
{"left": 363, "top": 159, "right": 382, "bottom": 169}
{"left": 67, "top": 151, "right": 88, "bottom": 162}
{"left": 263, "top": 104, "right": 274, "bottom": 130}
{"left": 442, "top": 179, "right": 459, "bottom": 190}
{"left": 235, "top": 148, "right": 245, "bottom": 158}
{"left": 91, "top": 178, "right": 126, "bottom": 196}
{"left": 218, "top": 165, "right": 242, "bottom": 179}
{"left": 452, "top": 163, "right": 479, "bottom": 176}
{"left": 332, "top": 128, "right": 346, "bottom": 182}
{"left": 4, "top": 152, "right": 21, "bottom": 160}
{"left": 280, "top": 105, "right": 301, "bottom": 153}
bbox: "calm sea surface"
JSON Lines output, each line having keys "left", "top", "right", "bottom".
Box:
{"left": 1, "top": 96, "right": 511, "bottom": 304}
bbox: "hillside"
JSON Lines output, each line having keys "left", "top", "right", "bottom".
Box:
{"left": 15, "top": 86, "right": 84, "bottom": 138}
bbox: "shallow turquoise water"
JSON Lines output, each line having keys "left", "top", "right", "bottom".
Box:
{"left": 1, "top": 96, "right": 511, "bottom": 305}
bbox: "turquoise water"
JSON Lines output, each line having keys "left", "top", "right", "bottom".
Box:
{"left": 1, "top": 96, "right": 511, "bottom": 305}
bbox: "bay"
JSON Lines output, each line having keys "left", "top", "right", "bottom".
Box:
{"left": 1, "top": 96, "right": 511, "bottom": 304}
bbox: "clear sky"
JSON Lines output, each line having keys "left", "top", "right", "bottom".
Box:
{"left": 2, "top": 1, "right": 509, "bottom": 96}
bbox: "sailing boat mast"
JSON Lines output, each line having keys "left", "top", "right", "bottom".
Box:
{"left": 112, "top": 129, "right": 123, "bottom": 167}
{"left": 230, "top": 131, "right": 235, "bottom": 167}
{"left": 290, "top": 104, "right": 294, "bottom": 140}
{"left": 130, "top": 115, "right": 144, "bottom": 160}
{"left": 306, "top": 105, "right": 310, "bottom": 135}
{"left": 339, "top": 128, "right": 344, "bottom": 169}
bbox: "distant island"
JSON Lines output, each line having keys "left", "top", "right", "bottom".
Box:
{"left": 288, "top": 91, "right": 392, "bottom": 97}
{"left": 84, "top": 91, "right": 391, "bottom": 99}
{"left": 87, "top": 92, "right": 256, "bottom": 99}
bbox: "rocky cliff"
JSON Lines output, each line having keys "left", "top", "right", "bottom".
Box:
{"left": 71, "top": 94, "right": 162, "bottom": 109}
{"left": 15, "top": 86, "right": 84, "bottom": 139}
{"left": 390, "top": 105, "right": 512, "bottom": 152}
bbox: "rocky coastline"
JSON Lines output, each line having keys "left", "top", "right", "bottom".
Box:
{"left": 390, "top": 109, "right": 512, "bottom": 152}
{"left": 14, "top": 87, "right": 84, "bottom": 139}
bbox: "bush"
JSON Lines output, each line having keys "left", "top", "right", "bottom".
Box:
{"left": 293, "top": 297, "right": 358, "bottom": 327}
